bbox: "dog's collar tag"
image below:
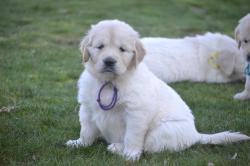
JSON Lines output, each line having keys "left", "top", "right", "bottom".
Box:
{"left": 244, "top": 64, "right": 250, "bottom": 76}
{"left": 97, "top": 82, "right": 118, "bottom": 111}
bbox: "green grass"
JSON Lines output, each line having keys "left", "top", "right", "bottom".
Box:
{"left": 0, "top": 0, "right": 250, "bottom": 165}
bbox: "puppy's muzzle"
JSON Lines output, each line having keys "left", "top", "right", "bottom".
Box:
{"left": 103, "top": 57, "right": 117, "bottom": 67}
{"left": 102, "top": 57, "right": 117, "bottom": 73}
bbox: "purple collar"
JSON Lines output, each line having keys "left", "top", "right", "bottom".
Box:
{"left": 96, "top": 82, "right": 118, "bottom": 111}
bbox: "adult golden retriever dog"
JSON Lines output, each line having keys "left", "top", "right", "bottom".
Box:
{"left": 66, "top": 20, "right": 249, "bottom": 161}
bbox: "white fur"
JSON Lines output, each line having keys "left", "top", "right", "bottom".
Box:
{"left": 66, "top": 20, "right": 249, "bottom": 161}
{"left": 234, "top": 13, "right": 250, "bottom": 100}
{"left": 142, "top": 33, "right": 245, "bottom": 83}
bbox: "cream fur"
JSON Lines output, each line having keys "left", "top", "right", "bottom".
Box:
{"left": 234, "top": 13, "right": 250, "bottom": 100}
{"left": 66, "top": 20, "right": 249, "bottom": 161}
{"left": 142, "top": 33, "right": 245, "bottom": 83}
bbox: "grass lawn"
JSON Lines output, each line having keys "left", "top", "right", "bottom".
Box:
{"left": 0, "top": 0, "right": 250, "bottom": 165}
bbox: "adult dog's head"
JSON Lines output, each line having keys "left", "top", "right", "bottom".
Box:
{"left": 235, "top": 13, "right": 250, "bottom": 62}
{"left": 80, "top": 20, "right": 145, "bottom": 80}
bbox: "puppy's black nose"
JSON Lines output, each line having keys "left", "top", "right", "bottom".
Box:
{"left": 103, "top": 57, "right": 117, "bottom": 66}
{"left": 247, "top": 54, "right": 250, "bottom": 62}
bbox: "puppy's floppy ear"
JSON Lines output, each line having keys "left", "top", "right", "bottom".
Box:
{"left": 131, "top": 39, "right": 146, "bottom": 67}
{"left": 79, "top": 35, "right": 91, "bottom": 63}
{"left": 216, "top": 51, "right": 236, "bottom": 76}
{"left": 234, "top": 25, "right": 241, "bottom": 49}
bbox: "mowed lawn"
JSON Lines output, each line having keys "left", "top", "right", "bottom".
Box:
{"left": 0, "top": 0, "right": 250, "bottom": 165}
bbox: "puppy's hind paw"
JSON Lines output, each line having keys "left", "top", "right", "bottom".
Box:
{"left": 66, "top": 139, "right": 83, "bottom": 148}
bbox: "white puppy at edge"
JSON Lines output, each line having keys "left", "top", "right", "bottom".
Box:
{"left": 142, "top": 33, "right": 245, "bottom": 83}
{"left": 234, "top": 13, "right": 250, "bottom": 100}
{"left": 66, "top": 20, "right": 249, "bottom": 161}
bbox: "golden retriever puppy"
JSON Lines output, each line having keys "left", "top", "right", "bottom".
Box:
{"left": 142, "top": 33, "right": 244, "bottom": 83}
{"left": 66, "top": 20, "right": 249, "bottom": 161}
{"left": 234, "top": 13, "right": 250, "bottom": 100}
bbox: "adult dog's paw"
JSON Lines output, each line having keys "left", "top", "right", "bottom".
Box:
{"left": 107, "top": 143, "right": 124, "bottom": 155}
{"left": 123, "top": 148, "right": 142, "bottom": 161}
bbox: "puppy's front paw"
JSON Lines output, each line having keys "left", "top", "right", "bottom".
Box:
{"left": 66, "top": 139, "right": 83, "bottom": 148}
{"left": 123, "top": 148, "right": 142, "bottom": 161}
{"left": 107, "top": 143, "right": 124, "bottom": 155}
{"left": 233, "top": 91, "right": 250, "bottom": 100}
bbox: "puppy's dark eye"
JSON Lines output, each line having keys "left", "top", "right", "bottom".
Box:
{"left": 244, "top": 40, "right": 248, "bottom": 44}
{"left": 97, "top": 44, "right": 104, "bottom": 49}
{"left": 119, "top": 47, "right": 126, "bottom": 52}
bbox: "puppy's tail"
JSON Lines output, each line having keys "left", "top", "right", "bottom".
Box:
{"left": 199, "top": 131, "right": 249, "bottom": 144}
